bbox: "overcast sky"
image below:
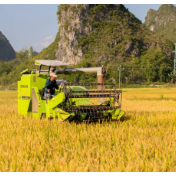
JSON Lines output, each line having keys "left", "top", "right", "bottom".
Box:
{"left": 0, "top": 4, "right": 175, "bottom": 52}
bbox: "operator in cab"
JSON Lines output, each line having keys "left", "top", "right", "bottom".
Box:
{"left": 44, "top": 72, "right": 59, "bottom": 98}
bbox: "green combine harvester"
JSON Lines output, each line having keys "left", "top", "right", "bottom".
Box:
{"left": 18, "top": 60, "right": 124, "bottom": 122}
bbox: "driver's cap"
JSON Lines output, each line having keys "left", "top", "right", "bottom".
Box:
{"left": 50, "top": 72, "right": 57, "bottom": 78}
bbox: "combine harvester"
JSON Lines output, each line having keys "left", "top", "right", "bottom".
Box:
{"left": 18, "top": 60, "right": 124, "bottom": 122}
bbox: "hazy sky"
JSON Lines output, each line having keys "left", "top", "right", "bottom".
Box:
{"left": 0, "top": 4, "right": 175, "bottom": 52}
{"left": 0, "top": 4, "right": 58, "bottom": 52}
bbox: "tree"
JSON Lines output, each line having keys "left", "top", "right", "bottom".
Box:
{"left": 140, "top": 48, "right": 172, "bottom": 83}
{"left": 30, "top": 46, "right": 33, "bottom": 58}
{"left": 15, "top": 48, "right": 29, "bottom": 61}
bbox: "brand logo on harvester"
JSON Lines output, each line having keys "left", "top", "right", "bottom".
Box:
{"left": 20, "top": 85, "right": 28, "bottom": 88}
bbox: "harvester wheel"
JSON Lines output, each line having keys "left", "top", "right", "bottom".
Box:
{"left": 41, "top": 113, "right": 46, "bottom": 119}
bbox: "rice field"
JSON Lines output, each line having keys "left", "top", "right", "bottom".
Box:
{"left": 0, "top": 88, "right": 176, "bottom": 171}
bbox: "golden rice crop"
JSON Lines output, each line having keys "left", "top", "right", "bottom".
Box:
{"left": 0, "top": 88, "right": 176, "bottom": 171}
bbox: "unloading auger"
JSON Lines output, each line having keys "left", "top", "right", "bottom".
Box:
{"left": 18, "top": 60, "right": 124, "bottom": 122}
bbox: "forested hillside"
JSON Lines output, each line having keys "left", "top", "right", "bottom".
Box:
{"left": 145, "top": 4, "right": 176, "bottom": 43}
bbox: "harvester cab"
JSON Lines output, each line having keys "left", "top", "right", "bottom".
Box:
{"left": 18, "top": 60, "right": 124, "bottom": 122}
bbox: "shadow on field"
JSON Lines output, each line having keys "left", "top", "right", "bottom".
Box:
{"left": 120, "top": 110, "right": 153, "bottom": 122}
{"left": 69, "top": 117, "right": 131, "bottom": 125}
{"left": 120, "top": 114, "right": 131, "bottom": 122}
